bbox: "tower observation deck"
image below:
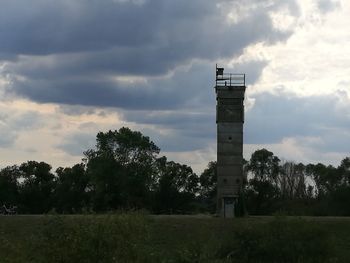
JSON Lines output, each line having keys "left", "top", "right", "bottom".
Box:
{"left": 215, "top": 65, "right": 246, "bottom": 218}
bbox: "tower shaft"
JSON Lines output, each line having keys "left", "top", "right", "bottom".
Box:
{"left": 215, "top": 66, "right": 246, "bottom": 217}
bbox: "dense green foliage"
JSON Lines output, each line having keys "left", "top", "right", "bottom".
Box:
{"left": 0, "top": 127, "right": 349, "bottom": 215}
{"left": 1, "top": 215, "right": 349, "bottom": 262}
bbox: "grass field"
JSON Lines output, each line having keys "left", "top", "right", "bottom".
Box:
{"left": 1, "top": 214, "right": 350, "bottom": 262}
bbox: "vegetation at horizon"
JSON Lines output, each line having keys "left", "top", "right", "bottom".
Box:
{"left": 0, "top": 127, "right": 349, "bottom": 216}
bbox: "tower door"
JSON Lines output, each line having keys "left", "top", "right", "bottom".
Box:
{"left": 224, "top": 197, "right": 235, "bottom": 218}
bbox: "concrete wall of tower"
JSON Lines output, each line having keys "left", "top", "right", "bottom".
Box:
{"left": 216, "top": 86, "right": 246, "bottom": 217}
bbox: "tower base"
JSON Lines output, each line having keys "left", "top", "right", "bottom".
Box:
{"left": 219, "top": 196, "right": 238, "bottom": 218}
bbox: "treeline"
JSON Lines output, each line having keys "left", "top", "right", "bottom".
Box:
{"left": 244, "top": 149, "right": 350, "bottom": 216}
{"left": 0, "top": 127, "right": 199, "bottom": 214}
{"left": 0, "top": 127, "right": 349, "bottom": 215}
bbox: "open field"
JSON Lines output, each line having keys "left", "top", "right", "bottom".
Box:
{"left": 1, "top": 214, "right": 350, "bottom": 262}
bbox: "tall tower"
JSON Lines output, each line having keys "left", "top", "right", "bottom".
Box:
{"left": 215, "top": 65, "right": 246, "bottom": 218}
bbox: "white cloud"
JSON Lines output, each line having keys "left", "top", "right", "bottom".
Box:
{"left": 247, "top": 0, "right": 350, "bottom": 98}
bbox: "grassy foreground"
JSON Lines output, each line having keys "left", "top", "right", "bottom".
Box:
{"left": 0, "top": 214, "right": 349, "bottom": 262}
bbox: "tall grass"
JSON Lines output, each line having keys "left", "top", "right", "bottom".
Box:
{"left": 226, "top": 217, "right": 336, "bottom": 263}
{"left": 28, "top": 214, "right": 149, "bottom": 263}
{"left": 148, "top": 217, "right": 337, "bottom": 263}
{"left": 0, "top": 215, "right": 341, "bottom": 262}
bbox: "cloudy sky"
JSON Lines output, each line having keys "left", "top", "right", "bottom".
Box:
{"left": 0, "top": 0, "right": 349, "bottom": 173}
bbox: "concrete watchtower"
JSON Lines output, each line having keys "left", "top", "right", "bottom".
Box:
{"left": 215, "top": 65, "right": 246, "bottom": 218}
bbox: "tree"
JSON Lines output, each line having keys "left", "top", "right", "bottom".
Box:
{"left": 279, "top": 162, "right": 307, "bottom": 199}
{"left": 339, "top": 157, "right": 350, "bottom": 186}
{"left": 84, "top": 147, "right": 127, "bottom": 211}
{"left": 247, "top": 149, "right": 280, "bottom": 184}
{"left": 19, "top": 161, "right": 55, "bottom": 213}
{"left": 320, "top": 157, "right": 350, "bottom": 216}
{"left": 0, "top": 165, "right": 21, "bottom": 206}
{"left": 84, "top": 127, "right": 160, "bottom": 211}
{"left": 54, "top": 164, "right": 89, "bottom": 213}
{"left": 246, "top": 149, "right": 280, "bottom": 214}
{"left": 306, "top": 163, "right": 342, "bottom": 197}
{"left": 94, "top": 127, "right": 160, "bottom": 166}
{"left": 198, "top": 161, "right": 217, "bottom": 212}
{"left": 153, "top": 157, "right": 199, "bottom": 213}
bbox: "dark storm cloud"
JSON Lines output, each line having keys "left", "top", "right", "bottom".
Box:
{"left": 0, "top": 0, "right": 158, "bottom": 57}
{"left": 245, "top": 90, "right": 350, "bottom": 152}
{"left": 2, "top": 0, "right": 298, "bottom": 110}
{"left": 8, "top": 78, "right": 184, "bottom": 110}
{"left": 0, "top": 0, "right": 293, "bottom": 60}
{"left": 4, "top": 4, "right": 288, "bottom": 77}
{"left": 8, "top": 58, "right": 267, "bottom": 112}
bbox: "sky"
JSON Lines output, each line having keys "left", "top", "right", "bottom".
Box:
{"left": 0, "top": 0, "right": 349, "bottom": 174}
